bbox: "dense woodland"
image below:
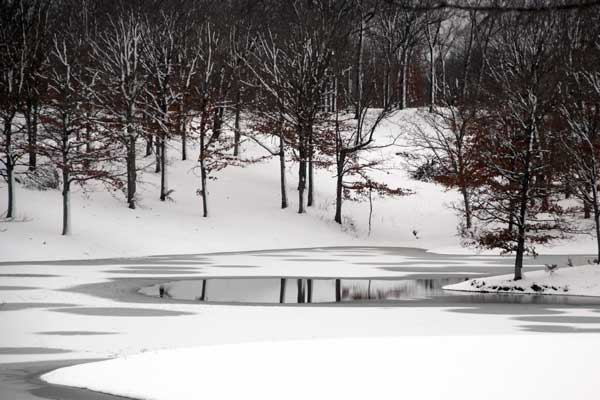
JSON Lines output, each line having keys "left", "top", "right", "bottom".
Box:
{"left": 2, "top": 0, "right": 600, "bottom": 279}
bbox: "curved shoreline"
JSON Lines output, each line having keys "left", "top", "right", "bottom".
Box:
{"left": 0, "top": 359, "right": 130, "bottom": 400}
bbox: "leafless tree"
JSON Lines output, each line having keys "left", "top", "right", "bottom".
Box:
{"left": 89, "top": 9, "right": 145, "bottom": 209}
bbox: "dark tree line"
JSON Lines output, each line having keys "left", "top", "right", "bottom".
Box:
{"left": 2, "top": 0, "right": 600, "bottom": 281}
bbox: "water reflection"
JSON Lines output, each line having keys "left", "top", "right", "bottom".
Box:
{"left": 144, "top": 277, "right": 465, "bottom": 304}
{"left": 142, "top": 276, "right": 600, "bottom": 307}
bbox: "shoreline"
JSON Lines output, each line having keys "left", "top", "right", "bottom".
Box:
{"left": 0, "top": 358, "right": 129, "bottom": 400}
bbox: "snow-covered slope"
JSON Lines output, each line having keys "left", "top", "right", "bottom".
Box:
{"left": 1, "top": 109, "right": 597, "bottom": 261}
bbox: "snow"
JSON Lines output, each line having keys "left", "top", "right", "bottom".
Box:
{"left": 444, "top": 264, "right": 600, "bottom": 297}
{"left": 42, "top": 335, "right": 600, "bottom": 400}
{"left": 2, "top": 108, "right": 598, "bottom": 262}
{"left": 2, "top": 108, "right": 600, "bottom": 398}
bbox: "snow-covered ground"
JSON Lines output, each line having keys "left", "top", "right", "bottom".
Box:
{"left": 445, "top": 264, "right": 600, "bottom": 297}
{"left": 42, "top": 335, "right": 600, "bottom": 400}
{"left": 2, "top": 109, "right": 598, "bottom": 262}
{"left": 2, "top": 109, "right": 600, "bottom": 400}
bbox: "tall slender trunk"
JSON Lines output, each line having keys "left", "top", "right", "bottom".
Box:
{"left": 6, "top": 160, "right": 14, "bottom": 219}
{"left": 199, "top": 132, "right": 208, "bottom": 217}
{"left": 279, "top": 278, "right": 287, "bottom": 303}
{"left": 428, "top": 44, "right": 436, "bottom": 112}
{"left": 4, "top": 117, "right": 15, "bottom": 218}
{"left": 145, "top": 136, "right": 153, "bottom": 157}
{"left": 25, "top": 99, "right": 38, "bottom": 171}
{"left": 200, "top": 279, "right": 207, "bottom": 301}
{"left": 383, "top": 61, "right": 390, "bottom": 109}
{"left": 584, "top": 199, "right": 591, "bottom": 219}
{"left": 334, "top": 153, "right": 345, "bottom": 224}
{"left": 127, "top": 134, "right": 137, "bottom": 210}
{"left": 279, "top": 132, "right": 288, "bottom": 209}
{"left": 200, "top": 157, "right": 208, "bottom": 218}
{"left": 335, "top": 279, "right": 341, "bottom": 302}
{"left": 298, "top": 155, "right": 307, "bottom": 214}
{"left": 461, "top": 187, "right": 472, "bottom": 229}
{"left": 160, "top": 136, "right": 167, "bottom": 201}
{"left": 354, "top": 14, "right": 364, "bottom": 120}
{"left": 297, "top": 279, "right": 305, "bottom": 303}
{"left": 307, "top": 279, "right": 313, "bottom": 303}
{"left": 62, "top": 172, "right": 71, "bottom": 236}
{"left": 399, "top": 50, "right": 408, "bottom": 109}
{"left": 461, "top": 13, "right": 475, "bottom": 99}
{"left": 233, "top": 86, "right": 241, "bottom": 156}
{"left": 61, "top": 127, "right": 71, "bottom": 235}
{"left": 514, "top": 128, "right": 535, "bottom": 281}
{"left": 180, "top": 101, "right": 187, "bottom": 161}
{"left": 307, "top": 128, "right": 314, "bottom": 207}
{"left": 591, "top": 179, "right": 600, "bottom": 262}
{"left": 155, "top": 136, "right": 161, "bottom": 173}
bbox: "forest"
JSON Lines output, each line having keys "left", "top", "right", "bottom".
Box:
{"left": 2, "top": 0, "right": 600, "bottom": 280}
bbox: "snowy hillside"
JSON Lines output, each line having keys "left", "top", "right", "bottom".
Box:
{"left": 1, "top": 109, "right": 597, "bottom": 262}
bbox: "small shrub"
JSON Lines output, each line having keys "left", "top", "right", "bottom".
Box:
{"left": 544, "top": 264, "right": 559, "bottom": 274}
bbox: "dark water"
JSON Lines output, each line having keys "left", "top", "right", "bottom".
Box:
{"left": 145, "top": 276, "right": 600, "bottom": 306}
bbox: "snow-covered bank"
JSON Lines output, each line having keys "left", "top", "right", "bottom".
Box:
{"left": 42, "top": 335, "right": 600, "bottom": 400}
{"left": 444, "top": 265, "right": 600, "bottom": 297}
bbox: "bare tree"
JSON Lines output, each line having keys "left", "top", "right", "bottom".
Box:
{"left": 38, "top": 35, "right": 119, "bottom": 235}
{"left": 0, "top": 0, "right": 50, "bottom": 218}
{"left": 372, "top": 0, "right": 425, "bottom": 109}
{"left": 141, "top": 10, "right": 180, "bottom": 201}
{"left": 470, "top": 11, "right": 567, "bottom": 280}
{"left": 560, "top": 12, "right": 600, "bottom": 259}
{"left": 90, "top": 9, "right": 145, "bottom": 209}
{"left": 244, "top": 0, "right": 353, "bottom": 214}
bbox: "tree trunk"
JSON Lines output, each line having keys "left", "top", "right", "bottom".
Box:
{"left": 62, "top": 127, "right": 71, "bottom": 235}
{"left": 155, "top": 136, "right": 161, "bottom": 173}
{"left": 461, "top": 187, "right": 472, "bottom": 229}
{"left": 200, "top": 158, "right": 208, "bottom": 218}
{"left": 354, "top": 11, "right": 364, "bottom": 120}
{"left": 199, "top": 109, "right": 209, "bottom": 217}
{"left": 180, "top": 102, "right": 187, "bottom": 161}
{"left": 279, "top": 278, "right": 287, "bottom": 303}
{"left": 307, "top": 129, "right": 314, "bottom": 207}
{"left": 160, "top": 136, "right": 167, "bottom": 201}
{"left": 181, "top": 129, "right": 187, "bottom": 161}
{"left": 335, "top": 279, "right": 341, "bottom": 302}
{"left": 233, "top": 86, "right": 241, "bottom": 156}
{"left": 383, "top": 62, "right": 390, "bottom": 109}
{"left": 307, "top": 279, "right": 313, "bottom": 303}
{"left": 584, "top": 199, "right": 591, "bottom": 219}
{"left": 429, "top": 45, "right": 436, "bottom": 112}
{"left": 279, "top": 133, "right": 288, "bottom": 209}
{"left": 6, "top": 159, "right": 14, "bottom": 219}
{"left": 514, "top": 223, "right": 526, "bottom": 281}
{"left": 62, "top": 173, "right": 71, "bottom": 236}
{"left": 591, "top": 182, "right": 600, "bottom": 262}
{"left": 145, "top": 136, "right": 153, "bottom": 157}
{"left": 334, "top": 154, "right": 345, "bottom": 224}
{"left": 514, "top": 128, "right": 534, "bottom": 281}
{"left": 297, "top": 279, "right": 305, "bottom": 303}
{"left": 399, "top": 50, "right": 408, "bottom": 110}
{"left": 200, "top": 279, "right": 207, "bottom": 301}
{"left": 126, "top": 135, "right": 137, "bottom": 210}
{"left": 4, "top": 118, "right": 15, "bottom": 219}
{"left": 298, "top": 158, "right": 306, "bottom": 214}
{"left": 25, "top": 99, "right": 38, "bottom": 171}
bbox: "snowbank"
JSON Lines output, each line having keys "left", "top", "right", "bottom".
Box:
{"left": 42, "top": 335, "right": 600, "bottom": 400}
{"left": 444, "top": 265, "right": 600, "bottom": 297}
